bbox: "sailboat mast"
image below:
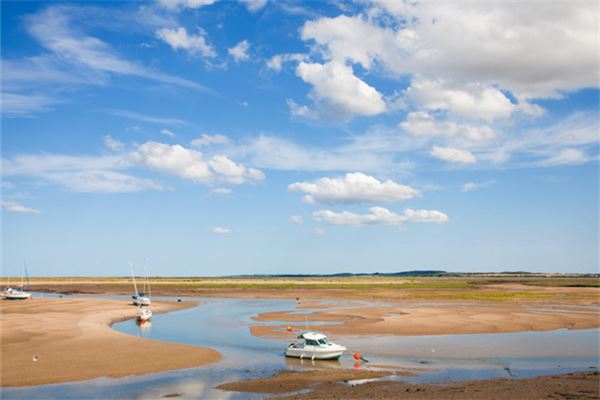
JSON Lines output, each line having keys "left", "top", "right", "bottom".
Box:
{"left": 130, "top": 262, "right": 139, "bottom": 296}
{"left": 145, "top": 260, "right": 151, "bottom": 300}
{"left": 24, "top": 261, "right": 30, "bottom": 288}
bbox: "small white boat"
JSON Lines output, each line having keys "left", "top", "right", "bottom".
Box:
{"left": 131, "top": 263, "right": 151, "bottom": 307}
{"left": 2, "top": 287, "right": 32, "bottom": 300}
{"left": 2, "top": 262, "right": 32, "bottom": 300}
{"left": 285, "top": 331, "right": 346, "bottom": 360}
{"left": 136, "top": 307, "right": 152, "bottom": 322}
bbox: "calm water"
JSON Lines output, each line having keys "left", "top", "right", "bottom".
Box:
{"left": 2, "top": 297, "right": 599, "bottom": 399}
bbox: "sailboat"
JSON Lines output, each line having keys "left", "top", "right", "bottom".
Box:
{"left": 3, "top": 262, "right": 32, "bottom": 300}
{"left": 136, "top": 305, "right": 152, "bottom": 322}
{"left": 130, "top": 262, "right": 151, "bottom": 306}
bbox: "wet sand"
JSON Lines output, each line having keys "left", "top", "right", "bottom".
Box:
{"left": 251, "top": 302, "right": 600, "bottom": 338}
{"left": 253, "top": 370, "right": 599, "bottom": 400}
{"left": 0, "top": 298, "right": 221, "bottom": 387}
{"left": 217, "top": 369, "right": 396, "bottom": 393}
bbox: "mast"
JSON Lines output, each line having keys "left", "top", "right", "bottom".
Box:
{"left": 24, "top": 260, "right": 30, "bottom": 288}
{"left": 130, "top": 262, "right": 139, "bottom": 297}
{"left": 144, "top": 260, "right": 151, "bottom": 300}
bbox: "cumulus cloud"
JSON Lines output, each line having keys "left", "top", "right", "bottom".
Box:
{"left": 313, "top": 207, "right": 449, "bottom": 226}
{"left": 2, "top": 201, "right": 41, "bottom": 214}
{"left": 157, "top": 27, "right": 216, "bottom": 57}
{"left": 400, "top": 111, "right": 495, "bottom": 142}
{"left": 288, "top": 172, "right": 420, "bottom": 204}
{"left": 103, "top": 135, "right": 124, "bottom": 151}
{"left": 228, "top": 40, "right": 250, "bottom": 63}
{"left": 211, "top": 226, "right": 231, "bottom": 234}
{"left": 131, "top": 141, "right": 263, "bottom": 184}
{"left": 289, "top": 215, "right": 303, "bottom": 224}
{"left": 430, "top": 146, "right": 477, "bottom": 164}
{"left": 294, "top": 61, "right": 387, "bottom": 119}
{"left": 190, "top": 133, "right": 228, "bottom": 147}
{"left": 266, "top": 53, "right": 306, "bottom": 72}
{"left": 132, "top": 141, "right": 212, "bottom": 182}
{"left": 405, "top": 79, "right": 538, "bottom": 122}
{"left": 208, "top": 155, "right": 265, "bottom": 184}
{"left": 301, "top": 3, "right": 597, "bottom": 99}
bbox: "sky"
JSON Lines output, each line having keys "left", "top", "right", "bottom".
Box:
{"left": 1, "top": 0, "right": 598, "bottom": 276}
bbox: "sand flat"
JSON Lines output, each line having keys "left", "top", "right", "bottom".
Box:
{"left": 0, "top": 298, "right": 220, "bottom": 387}
{"left": 251, "top": 302, "right": 600, "bottom": 338}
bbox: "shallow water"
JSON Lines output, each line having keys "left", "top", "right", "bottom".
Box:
{"left": 2, "top": 296, "right": 599, "bottom": 399}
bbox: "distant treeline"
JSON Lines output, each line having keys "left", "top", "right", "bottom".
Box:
{"left": 223, "top": 271, "right": 599, "bottom": 278}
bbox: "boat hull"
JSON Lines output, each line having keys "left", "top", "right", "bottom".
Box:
{"left": 285, "top": 348, "right": 344, "bottom": 360}
{"left": 2, "top": 290, "right": 32, "bottom": 300}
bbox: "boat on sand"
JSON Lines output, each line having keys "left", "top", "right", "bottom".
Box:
{"left": 285, "top": 331, "right": 346, "bottom": 360}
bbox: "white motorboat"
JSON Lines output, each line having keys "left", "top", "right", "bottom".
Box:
{"left": 131, "top": 263, "right": 151, "bottom": 306}
{"left": 2, "top": 262, "right": 32, "bottom": 300}
{"left": 285, "top": 331, "right": 346, "bottom": 360}
{"left": 136, "top": 307, "right": 152, "bottom": 322}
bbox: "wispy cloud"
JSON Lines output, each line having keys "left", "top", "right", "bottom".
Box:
{"left": 462, "top": 179, "right": 496, "bottom": 192}
{"left": 108, "top": 109, "right": 187, "bottom": 125}
{"left": 2, "top": 201, "right": 41, "bottom": 214}
{"left": 211, "top": 226, "right": 231, "bottom": 234}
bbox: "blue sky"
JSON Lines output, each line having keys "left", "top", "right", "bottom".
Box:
{"left": 1, "top": 0, "right": 598, "bottom": 276}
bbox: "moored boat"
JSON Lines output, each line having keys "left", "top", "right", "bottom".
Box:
{"left": 136, "top": 307, "right": 152, "bottom": 322}
{"left": 285, "top": 331, "right": 346, "bottom": 360}
{"left": 2, "top": 262, "right": 32, "bottom": 300}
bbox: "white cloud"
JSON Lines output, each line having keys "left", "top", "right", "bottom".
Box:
{"left": 160, "top": 129, "right": 176, "bottom": 137}
{"left": 131, "top": 141, "right": 263, "bottom": 184}
{"left": 190, "top": 133, "right": 229, "bottom": 147}
{"left": 2, "top": 154, "right": 130, "bottom": 176}
{"left": 400, "top": 111, "right": 495, "bottom": 142}
{"left": 288, "top": 172, "right": 420, "bottom": 204}
{"left": 430, "top": 146, "right": 477, "bottom": 164}
{"left": 208, "top": 155, "right": 264, "bottom": 184}
{"left": 242, "top": 135, "right": 410, "bottom": 173}
{"left": 313, "top": 207, "right": 449, "bottom": 226}
{"left": 44, "top": 170, "right": 163, "bottom": 193}
{"left": 131, "top": 141, "right": 212, "bottom": 182}
{"left": 2, "top": 201, "right": 41, "bottom": 214}
{"left": 156, "top": 27, "right": 216, "bottom": 58}
{"left": 266, "top": 53, "right": 306, "bottom": 72}
{"left": 158, "top": 0, "right": 217, "bottom": 10}
{"left": 1, "top": 93, "right": 59, "bottom": 116}
{"left": 462, "top": 179, "right": 496, "bottom": 192}
{"left": 103, "top": 135, "right": 124, "bottom": 151}
{"left": 535, "top": 148, "right": 589, "bottom": 167}
{"left": 25, "top": 6, "right": 210, "bottom": 92}
{"left": 109, "top": 109, "right": 186, "bottom": 125}
{"left": 228, "top": 40, "right": 250, "bottom": 63}
{"left": 294, "top": 61, "right": 387, "bottom": 119}
{"left": 302, "top": 3, "right": 598, "bottom": 99}
{"left": 406, "top": 79, "right": 524, "bottom": 122}
{"left": 211, "top": 226, "right": 231, "bottom": 234}
{"left": 240, "top": 0, "right": 267, "bottom": 13}
{"left": 290, "top": 215, "right": 303, "bottom": 224}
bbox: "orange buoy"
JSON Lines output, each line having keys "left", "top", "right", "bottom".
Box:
{"left": 287, "top": 326, "right": 292, "bottom": 332}
{"left": 353, "top": 353, "right": 361, "bottom": 360}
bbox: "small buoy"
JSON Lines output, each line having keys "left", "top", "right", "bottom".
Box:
{"left": 287, "top": 326, "right": 292, "bottom": 332}
{"left": 32, "top": 354, "right": 38, "bottom": 362}
{"left": 177, "top": 299, "right": 182, "bottom": 302}
{"left": 353, "top": 353, "right": 361, "bottom": 360}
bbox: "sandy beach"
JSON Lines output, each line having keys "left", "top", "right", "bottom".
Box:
{"left": 0, "top": 298, "right": 220, "bottom": 387}
{"left": 251, "top": 302, "right": 600, "bottom": 338}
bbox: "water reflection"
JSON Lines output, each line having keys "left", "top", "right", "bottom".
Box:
{"left": 136, "top": 320, "right": 152, "bottom": 338}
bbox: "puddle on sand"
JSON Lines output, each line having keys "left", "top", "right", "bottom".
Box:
{"left": 2, "top": 297, "right": 599, "bottom": 399}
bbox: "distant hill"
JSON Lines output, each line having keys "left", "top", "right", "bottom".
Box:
{"left": 226, "top": 270, "right": 447, "bottom": 278}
